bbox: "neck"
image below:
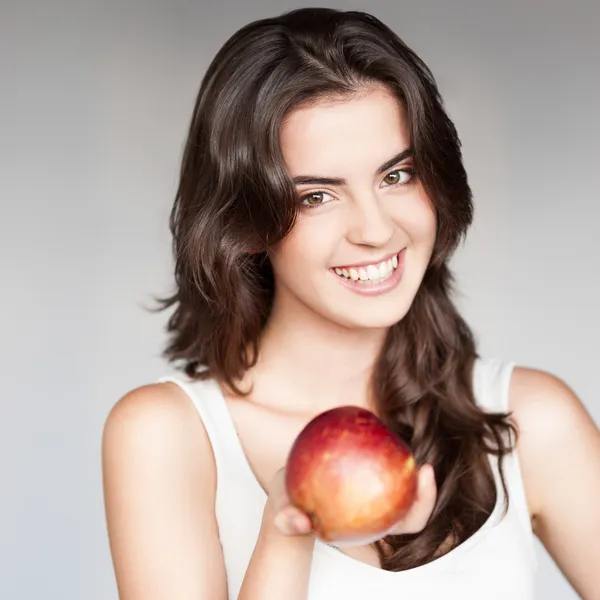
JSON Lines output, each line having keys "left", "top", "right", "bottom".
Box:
{"left": 237, "top": 292, "right": 389, "bottom": 415}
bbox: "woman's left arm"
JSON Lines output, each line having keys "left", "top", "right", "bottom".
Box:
{"left": 510, "top": 367, "right": 600, "bottom": 599}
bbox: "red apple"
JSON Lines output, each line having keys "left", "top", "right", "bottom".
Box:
{"left": 285, "top": 405, "right": 417, "bottom": 546}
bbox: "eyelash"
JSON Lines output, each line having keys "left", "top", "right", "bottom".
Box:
{"left": 298, "top": 168, "right": 415, "bottom": 209}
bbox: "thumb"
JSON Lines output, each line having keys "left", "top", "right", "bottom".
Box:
{"left": 405, "top": 463, "right": 437, "bottom": 532}
{"left": 389, "top": 462, "right": 437, "bottom": 535}
{"left": 273, "top": 506, "right": 313, "bottom": 536}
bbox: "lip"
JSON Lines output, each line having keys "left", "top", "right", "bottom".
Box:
{"left": 332, "top": 250, "right": 400, "bottom": 271}
{"left": 330, "top": 249, "right": 406, "bottom": 297}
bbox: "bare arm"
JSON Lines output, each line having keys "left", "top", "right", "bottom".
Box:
{"left": 510, "top": 368, "right": 600, "bottom": 599}
{"left": 102, "top": 383, "right": 228, "bottom": 600}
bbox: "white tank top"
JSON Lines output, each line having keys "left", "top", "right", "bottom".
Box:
{"left": 158, "top": 357, "right": 537, "bottom": 599}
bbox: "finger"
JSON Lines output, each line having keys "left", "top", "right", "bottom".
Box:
{"left": 273, "top": 505, "right": 313, "bottom": 536}
{"left": 406, "top": 463, "right": 437, "bottom": 531}
{"left": 391, "top": 463, "right": 437, "bottom": 534}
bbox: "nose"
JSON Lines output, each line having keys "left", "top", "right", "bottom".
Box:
{"left": 345, "top": 192, "right": 394, "bottom": 247}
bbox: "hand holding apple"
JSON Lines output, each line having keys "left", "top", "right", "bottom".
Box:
{"left": 283, "top": 406, "right": 436, "bottom": 546}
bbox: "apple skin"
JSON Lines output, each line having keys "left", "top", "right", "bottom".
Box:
{"left": 285, "top": 405, "right": 417, "bottom": 546}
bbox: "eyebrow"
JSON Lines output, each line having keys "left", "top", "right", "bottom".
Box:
{"left": 291, "top": 148, "right": 413, "bottom": 186}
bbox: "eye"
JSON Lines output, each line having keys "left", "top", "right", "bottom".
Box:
{"left": 381, "top": 168, "right": 414, "bottom": 187}
{"left": 299, "top": 190, "right": 335, "bottom": 208}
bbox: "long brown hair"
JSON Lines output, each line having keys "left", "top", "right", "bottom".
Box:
{"left": 157, "top": 7, "right": 516, "bottom": 570}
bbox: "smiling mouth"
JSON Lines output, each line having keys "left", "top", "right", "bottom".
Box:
{"left": 331, "top": 252, "right": 400, "bottom": 285}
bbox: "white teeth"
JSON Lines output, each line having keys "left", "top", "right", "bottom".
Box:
{"left": 333, "top": 254, "right": 400, "bottom": 284}
{"left": 366, "top": 265, "right": 379, "bottom": 279}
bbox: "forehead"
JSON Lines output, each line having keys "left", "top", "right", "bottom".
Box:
{"left": 280, "top": 87, "right": 411, "bottom": 177}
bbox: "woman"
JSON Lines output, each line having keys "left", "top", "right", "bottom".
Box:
{"left": 102, "top": 8, "right": 600, "bottom": 600}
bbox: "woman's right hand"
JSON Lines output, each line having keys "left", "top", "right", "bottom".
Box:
{"left": 263, "top": 462, "right": 437, "bottom": 541}
{"left": 263, "top": 467, "right": 314, "bottom": 537}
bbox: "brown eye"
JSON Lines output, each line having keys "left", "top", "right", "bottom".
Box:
{"left": 300, "top": 191, "right": 334, "bottom": 207}
{"left": 382, "top": 169, "right": 413, "bottom": 187}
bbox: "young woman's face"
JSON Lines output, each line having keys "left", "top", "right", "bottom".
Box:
{"left": 270, "top": 86, "right": 437, "bottom": 330}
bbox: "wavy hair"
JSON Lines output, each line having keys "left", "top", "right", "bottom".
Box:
{"left": 157, "top": 7, "right": 516, "bottom": 570}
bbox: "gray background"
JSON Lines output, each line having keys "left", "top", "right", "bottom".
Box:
{"left": 1, "top": 1, "right": 598, "bottom": 598}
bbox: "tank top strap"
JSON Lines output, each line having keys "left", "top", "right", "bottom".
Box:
{"left": 472, "top": 357, "right": 536, "bottom": 564}
{"left": 472, "top": 356, "right": 515, "bottom": 413}
{"left": 155, "top": 374, "right": 253, "bottom": 485}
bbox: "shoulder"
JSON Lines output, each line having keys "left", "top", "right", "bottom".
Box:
{"left": 508, "top": 366, "right": 600, "bottom": 519}
{"left": 105, "top": 381, "right": 194, "bottom": 424}
{"left": 102, "top": 381, "right": 216, "bottom": 488}
{"left": 508, "top": 367, "right": 593, "bottom": 446}
{"left": 104, "top": 381, "right": 203, "bottom": 441}
{"left": 508, "top": 366, "right": 587, "bottom": 430}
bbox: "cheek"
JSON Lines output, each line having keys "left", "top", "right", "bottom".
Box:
{"left": 271, "top": 214, "right": 337, "bottom": 273}
{"left": 391, "top": 189, "right": 437, "bottom": 247}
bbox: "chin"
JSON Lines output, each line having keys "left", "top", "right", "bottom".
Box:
{"left": 328, "top": 302, "right": 413, "bottom": 331}
{"left": 309, "top": 284, "right": 416, "bottom": 331}
{"left": 323, "top": 273, "right": 422, "bottom": 331}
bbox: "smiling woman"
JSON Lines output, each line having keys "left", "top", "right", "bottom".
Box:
{"left": 101, "top": 7, "right": 600, "bottom": 600}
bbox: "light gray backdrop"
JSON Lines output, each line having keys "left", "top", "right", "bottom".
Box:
{"left": 1, "top": 1, "right": 598, "bottom": 599}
